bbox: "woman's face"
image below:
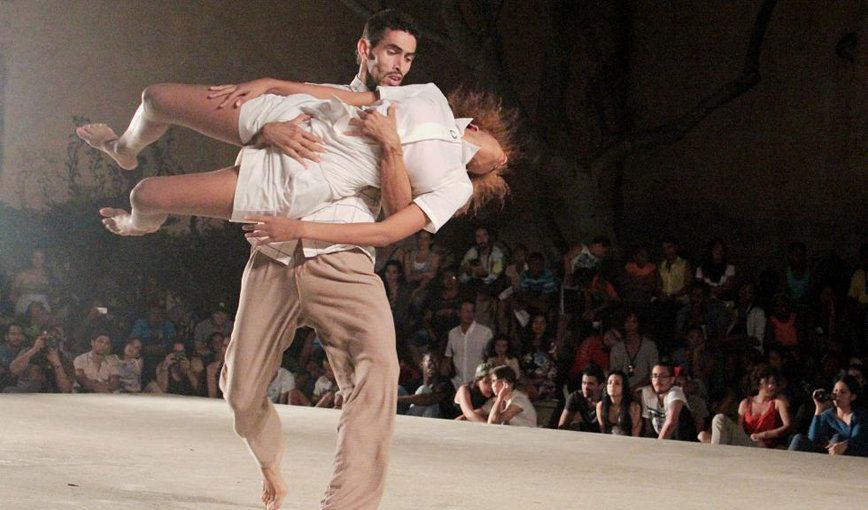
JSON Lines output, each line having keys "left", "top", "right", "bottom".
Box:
{"left": 491, "top": 375, "right": 509, "bottom": 395}
{"left": 494, "top": 339, "right": 509, "bottom": 357}
{"left": 416, "top": 231, "right": 431, "bottom": 248}
{"left": 832, "top": 381, "right": 855, "bottom": 409}
{"left": 31, "top": 250, "right": 45, "bottom": 269}
{"left": 531, "top": 315, "right": 547, "bottom": 336}
{"left": 463, "top": 127, "right": 506, "bottom": 176}
{"left": 607, "top": 374, "right": 624, "bottom": 398}
{"left": 385, "top": 264, "right": 400, "bottom": 282}
{"left": 757, "top": 377, "right": 778, "bottom": 397}
{"left": 124, "top": 341, "right": 142, "bottom": 359}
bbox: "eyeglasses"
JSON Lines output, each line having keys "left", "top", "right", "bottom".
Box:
{"left": 650, "top": 374, "right": 672, "bottom": 379}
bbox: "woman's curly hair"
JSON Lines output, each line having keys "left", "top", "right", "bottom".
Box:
{"left": 448, "top": 87, "right": 521, "bottom": 215}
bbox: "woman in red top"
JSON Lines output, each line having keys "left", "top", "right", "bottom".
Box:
{"left": 699, "top": 364, "right": 791, "bottom": 447}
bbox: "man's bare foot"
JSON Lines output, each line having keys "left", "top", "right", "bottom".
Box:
{"left": 76, "top": 123, "right": 138, "bottom": 170}
{"left": 99, "top": 207, "right": 159, "bottom": 236}
{"left": 260, "top": 466, "right": 287, "bottom": 510}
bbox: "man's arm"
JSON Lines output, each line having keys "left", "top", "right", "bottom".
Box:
{"left": 657, "top": 399, "right": 684, "bottom": 440}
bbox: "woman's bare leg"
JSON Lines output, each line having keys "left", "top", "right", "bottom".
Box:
{"left": 77, "top": 83, "right": 243, "bottom": 170}
{"left": 101, "top": 166, "right": 239, "bottom": 235}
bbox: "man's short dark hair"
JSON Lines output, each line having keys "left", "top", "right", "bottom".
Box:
{"left": 582, "top": 365, "right": 604, "bottom": 384}
{"left": 362, "top": 9, "right": 420, "bottom": 48}
{"left": 653, "top": 362, "right": 674, "bottom": 377}
{"left": 491, "top": 365, "right": 517, "bottom": 385}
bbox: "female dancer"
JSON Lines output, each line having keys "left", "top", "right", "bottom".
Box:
{"left": 77, "top": 78, "right": 518, "bottom": 244}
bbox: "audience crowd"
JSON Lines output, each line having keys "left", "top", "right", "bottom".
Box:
{"left": 2, "top": 233, "right": 866, "bottom": 457}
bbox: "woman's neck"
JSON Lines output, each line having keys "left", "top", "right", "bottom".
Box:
{"left": 610, "top": 395, "right": 623, "bottom": 406}
{"left": 836, "top": 404, "right": 851, "bottom": 416}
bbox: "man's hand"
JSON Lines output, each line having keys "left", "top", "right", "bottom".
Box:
{"left": 46, "top": 348, "right": 62, "bottom": 367}
{"left": 252, "top": 115, "right": 325, "bottom": 167}
{"left": 242, "top": 215, "right": 302, "bottom": 245}
{"left": 207, "top": 78, "right": 274, "bottom": 109}
{"left": 346, "top": 105, "right": 401, "bottom": 150}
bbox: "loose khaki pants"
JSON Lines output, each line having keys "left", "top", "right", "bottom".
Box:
{"left": 220, "top": 248, "right": 398, "bottom": 510}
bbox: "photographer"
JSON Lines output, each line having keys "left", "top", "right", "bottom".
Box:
{"left": 788, "top": 374, "right": 867, "bottom": 456}
{"left": 156, "top": 341, "right": 196, "bottom": 395}
{"left": 6, "top": 329, "right": 73, "bottom": 393}
{"left": 73, "top": 332, "right": 120, "bottom": 393}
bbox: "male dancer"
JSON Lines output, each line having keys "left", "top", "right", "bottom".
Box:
{"left": 217, "top": 11, "right": 419, "bottom": 510}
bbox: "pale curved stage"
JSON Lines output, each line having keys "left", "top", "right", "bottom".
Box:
{"left": 0, "top": 394, "right": 864, "bottom": 509}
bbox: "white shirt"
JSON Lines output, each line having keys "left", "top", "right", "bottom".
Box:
{"left": 445, "top": 321, "right": 493, "bottom": 389}
{"left": 73, "top": 352, "right": 120, "bottom": 385}
{"left": 266, "top": 367, "right": 296, "bottom": 403}
{"left": 482, "top": 390, "right": 537, "bottom": 427}
{"left": 641, "top": 385, "right": 688, "bottom": 434}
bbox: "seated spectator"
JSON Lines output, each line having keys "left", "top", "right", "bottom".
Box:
{"left": 784, "top": 241, "right": 811, "bottom": 305}
{"left": 403, "top": 230, "right": 441, "bottom": 307}
{"left": 581, "top": 262, "right": 621, "bottom": 325}
{"left": 266, "top": 365, "right": 298, "bottom": 405}
{"left": 312, "top": 358, "right": 341, "bottom": 409}
{"left": 399, "top": 351, "right": 454, "bottom": 418}
{"left": 767, "top": 293, "right": 801, "bottom": 350}
{"left": 193, "top": 303, "right": 233, "bottom": 344}
{"left": 10, "top": 248, "right": 52, "bottom": 316}
{"left": 0, "top": 323, "right": 28, "bottom": 389}
{"left": 484, "top": 335, "right": 521, "bottom": 379}
{"left": 725, "top": 282, "right": 766, "bottom": 352}
{"left": 381, "top": 260, "right": 414, "bottom": 338}
{"left": 71, "top": 300, "right": 119, "bottom": 354}
{"left": 206, "top": 334, "right": 231, "bottom": 399}
{"left": 569, "top": 328, "right": 618, "bottom": 383}
{"left": 454, "top": 362, "right": 495, "bottom": 422}
{"left": 483, "top": 365, "right": 537, "bottom": 427}
{"left": 188, "top": 334, "right": 218, "bottom": 396}
{"left": 504, "top": 244, "right": 529, "bottom": 291}
{"left": 559, "top": 366, "right": 604, "bottom": 432}
{"left": 560, "top": 237, "right": 611, "bottom": 319}
{"left": 5, "top": 328, "right": 73, "bottom": 393}
{"left": 129, "top": 307, "right": 177, "bottom": 349}
{"left": 73, "top": 332, "right": 120, "bottom": 393}
{"left": 676, "top": 284, "right": 730, "bottom": 342}
{"left": 700, "top": 364, "right": 791, "bottom": 447}
{"left": 608, "top": 312, "right": 659, "bottom": 389}
{"left": 156, "top": 341, "right": 196, "bottom": 396}
{"left": 596, "top": 370, "right": 642, "bottom": 436}
{"left": 444, "top": 300, "right": 493, "bottom": 389}
{"left": 459, "top": 226, "right": 505, "bottom": 287}
{"left": 640, "top": 363, "right": 696, "bottom": 440}
{"left": 424, "top": 268, "right": 463, "bottom": 341}
{"left": 517, "top": 252, "right": 558, "bottom": 314}
{"left": 117, "top": 338, "right": 144, "bottom": 393}
{"left": 658, "top": 236, "right": 692, "bottom": 305}
{"left": 20, "top": 301, "right": 54, "bottom": 341}
{"left": 520, "top": 314, "right": 558, "bottom": 401}
{"left": 696, "top": 237, "right": 737, "bottom": 302}
{"left": 789, "top": 374, "right": 867, "bottom": 456}
{"left": 621, "top": 244, "right": 658, "bottom": 313}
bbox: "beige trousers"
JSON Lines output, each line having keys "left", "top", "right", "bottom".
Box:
{"left": 710, "top": 414, "right": 756, "bottom": 447}
{"left": 220, "top": 247, "right": 398, "bottom": 510}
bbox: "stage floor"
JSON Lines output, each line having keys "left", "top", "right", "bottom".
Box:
{"left": 0, "top": 394, "right": 865, "bottom": 509}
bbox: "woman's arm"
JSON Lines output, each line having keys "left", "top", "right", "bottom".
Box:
{"left": 630, "top": 402, "right": 643, "bottom": 436}
{"left": 265, "top": 78, "right": 377, "bottom": 106}
{"left": 244, "top": 204, "right": 429, "bottom": 248}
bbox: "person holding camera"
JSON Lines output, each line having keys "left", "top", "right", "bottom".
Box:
{"left": 155, "top": 341, "right": 197, "bottom": 395}
{"left": 788, "top": 374, "right": 866, "bottom": 456}
{"left": 73, "top": 332, "right": 120, "bottom": 393}
{"left": 4, "top": 328, "right": 73, "bottom": 393}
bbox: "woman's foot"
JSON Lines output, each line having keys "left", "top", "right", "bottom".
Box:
{"left": 260, "top": 466, "right": 287, "bottom": 510}
{"left": 76, "top": 123, "right": 138, "bottom": 170}
{"left": 99, "top": 207, "right": 160, "bottom": 236}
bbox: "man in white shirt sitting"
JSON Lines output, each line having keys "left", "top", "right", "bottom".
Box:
{"left": 640, "top": 362, "right": 696, "bottom": 440}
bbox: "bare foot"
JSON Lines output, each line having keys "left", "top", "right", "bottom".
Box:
{"left": 260, "top": 466, "right": 287, "bottom": 510}
{"left": 99, "top": 207, "right": 160, "bottom": 236}
{"left": 76, "top": 123, "right": 138, "bottom": 170}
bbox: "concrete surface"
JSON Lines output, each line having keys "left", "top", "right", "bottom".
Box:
{"left": 0, "top": 394, "right": 865, "bottom": 509}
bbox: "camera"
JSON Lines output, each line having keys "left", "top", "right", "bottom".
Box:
{"left": 814, "top": 389, "right": 832, "bottom": 403}
{"left": 42, "top": 330, "right": 60, "bottom": 350}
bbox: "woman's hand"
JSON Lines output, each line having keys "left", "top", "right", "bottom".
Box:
{"left": 826, "top": 440, "right": 848, "bottom": 455}
{"left": 811, "top": 389, "right": 833, "bottom": 414}
{"left": 208, "top": 78, "right": 274, "bottom": 109}
{"left": 242, "top": 215, "right": 303, "bottom": 245}
{"left": 346, "top": 105, "right": 401, "bottom": 150}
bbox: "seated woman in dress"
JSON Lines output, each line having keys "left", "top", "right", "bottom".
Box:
{"left": 596, "top": 370, "right": 642, "bottom": 436}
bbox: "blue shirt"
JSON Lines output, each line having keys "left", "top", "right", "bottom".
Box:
{"left": 808, "top": 407, "right": 868, "bottom": 457}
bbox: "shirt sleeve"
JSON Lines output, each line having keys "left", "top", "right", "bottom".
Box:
{"left": 444, "top": 337, "right": 455, "bottom": 358}
{"left": 665, "top": 387, "right": 688, "bottom": 411}
{"left": 73, "top": 354, "right": 85, "bottom": 371}
{"left": 414, "top": 175, "right": 473, "bottom": 234}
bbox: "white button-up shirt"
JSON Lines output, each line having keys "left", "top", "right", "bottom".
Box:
{"left": 445, "top": 321, "right": 493, "bottom": 389}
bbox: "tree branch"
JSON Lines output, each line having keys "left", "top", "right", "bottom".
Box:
{"left": 589, "top": 0, "right": 778, "bottom": 178}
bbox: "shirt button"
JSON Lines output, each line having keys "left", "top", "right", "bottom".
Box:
{"left": 449, "top": 129, "right": 458, "bottom": 139}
